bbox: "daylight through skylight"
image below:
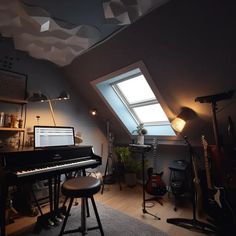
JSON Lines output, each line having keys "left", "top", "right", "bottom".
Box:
{"left": 116, "top": 74, "right": 155, "bottom": 104}
{"left": 133, "top": 104, "right": 169, "bottom": 123}
{"left": 114, "top": 73, "right": 169, "bottom": 125}
{"left": 93, "top": 61, "right": 176, "bottom": 136}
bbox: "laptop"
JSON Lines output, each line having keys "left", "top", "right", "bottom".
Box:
{"left": 34, "top": 126, "right": 75, "bottom": 149}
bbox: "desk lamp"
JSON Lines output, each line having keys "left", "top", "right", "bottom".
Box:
{"left": 28, "top": 91, "right": 70, "bottom": 126}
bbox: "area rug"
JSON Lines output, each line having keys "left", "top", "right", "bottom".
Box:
{"left": 12, "top": 201, "right": 169, "bottom": 236}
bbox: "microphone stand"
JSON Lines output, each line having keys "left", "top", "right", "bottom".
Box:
{"left": 166, "top": 136, "right": 216, "bottom": 234}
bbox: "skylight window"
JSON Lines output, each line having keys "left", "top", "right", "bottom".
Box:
{"left": 113, "top": 73, "right": 169, "bottom": 125}
{"left": 115, "top": 74, "right": 155, "bottom": 104}
{"left": 133, "top": 104, "right": 169, "bottom": 124}
{"left": 92, "top": 61, "right": 175, "bottom": 136}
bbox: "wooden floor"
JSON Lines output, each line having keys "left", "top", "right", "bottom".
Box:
{"left": 6, "top": 182, "right": 215, "bottom": 236}
{"left": 95, "top": 183, "right": 213, "bottom": 236}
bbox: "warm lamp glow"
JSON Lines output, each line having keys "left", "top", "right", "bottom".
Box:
{"left": 90, "top": 109, "right": 97, "bottom": 116}
{"left": 28, "top": 91, "right": 70, "bottom": 126}
{"left": 171, "top": 117, "right": 186, "bottom": 133}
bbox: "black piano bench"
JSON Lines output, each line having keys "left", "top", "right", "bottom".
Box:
{"left": 59, "top": 176, "right": 104, "bottom": 236}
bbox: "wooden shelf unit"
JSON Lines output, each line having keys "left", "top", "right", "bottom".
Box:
{"left": 0, "top": 127, "right": 26, "bottom": 132}
{"left": 0, "top": 97, "right": 28, "bottom": 105}
{"left": 0, "top": 96, "right": 27, "bottom": 148}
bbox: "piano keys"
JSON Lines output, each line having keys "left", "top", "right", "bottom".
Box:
{"left": 0, "top": 145, "right": 102, "bottom": 236}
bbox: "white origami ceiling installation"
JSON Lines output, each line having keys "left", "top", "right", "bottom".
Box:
{"left": 0, "top": 0, "right": 169, "bottom": 66}
{"left": 103, "top": 0, "right": 168, "bottom": 25}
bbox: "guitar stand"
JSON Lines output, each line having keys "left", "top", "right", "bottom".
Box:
{"left": 166, "top": 137, "right": 216, "bottom": 234}
{"left": 145, "top": 196, "right": 163, "bottom": 206}
{"left": 130, "top": 144, "right": 161, "bottom": 220}
{"left": 142, "top": 155, "right": 161, "bottom": 220}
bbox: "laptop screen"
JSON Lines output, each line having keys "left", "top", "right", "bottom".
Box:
{"left": 34, "top": 126, "right": 75, "bottom": 149}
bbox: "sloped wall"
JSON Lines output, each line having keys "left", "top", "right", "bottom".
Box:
{"left": 64, "top": 0, "right": 236, "bottom": 148}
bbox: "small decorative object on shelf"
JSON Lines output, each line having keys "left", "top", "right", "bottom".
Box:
{"left": 0, "top": 112, "right": 4, "bottom": 127}
{"left": 18, "top": 119, "right": 23, "bottom": 128}
{"left": 132, "top": 123, "right": 147, "bottom": 145}
{"left": 36, "top": 115, "right": 40, "bottom": 125}
{"left": 4, "top": 114, "right": 11, "bottom": 127}
{"left": 10, "top": 114, "right": 18, "bottom": 128}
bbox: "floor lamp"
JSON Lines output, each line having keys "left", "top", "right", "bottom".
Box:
{"left": 166, "top": 109, "right": 216, "bottom": 234}
{"left": 28, "top": 91, "right": 70, "bottom": 126}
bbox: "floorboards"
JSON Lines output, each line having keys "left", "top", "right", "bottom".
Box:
{"left": 6, "top": 182, "right": 214, "bottom": 236}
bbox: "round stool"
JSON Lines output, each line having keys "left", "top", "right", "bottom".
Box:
{"left": 59, "top": 176, "right": 104, "bottom": 236}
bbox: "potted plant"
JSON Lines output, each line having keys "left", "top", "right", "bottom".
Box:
{"left": 132, "top": 123, "right": 147, "bottom": 145}
{"left": 114, "top": 146, "right": 142, "bottom": 187}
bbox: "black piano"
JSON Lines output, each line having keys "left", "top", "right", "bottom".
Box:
{"left": 0, "top": 145, "right": 102, "bottom": 236}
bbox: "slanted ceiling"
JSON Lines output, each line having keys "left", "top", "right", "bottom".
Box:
{"left": 0, "top": 0, "right": 170, "bottom": 66}
{"left": 63, "top": 0, "right": 236, "bottom": 146}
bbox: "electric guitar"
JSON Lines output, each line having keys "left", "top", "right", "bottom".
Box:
{"left": 145, "top": 138, "right": 167, "bottom": 196}
{"left": 202, "top": 135, "right": 222, "bottom": 208}
{"left": 191, "top": 146, "right": 204, "bottom": 218}
{"left": 201, "top": 135, "right": 236, "bottom": 224}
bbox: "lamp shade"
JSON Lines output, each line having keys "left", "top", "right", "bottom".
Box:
{"left": 171, "top": 107, "right": 196, "bottom": 133}
{"left": 171, "top": 117, "right": 186, "bottom": 133}
{"left": 28, "top": 92, "right": 48, "bottom": 102}
{"left": 58, "top": 91, "right": 70, "bottom": 100}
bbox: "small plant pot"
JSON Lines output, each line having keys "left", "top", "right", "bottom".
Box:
{"left": 124, "top": 173, "right": 137, "bottom": 187}
{"left": 137, "top": 135, "right": 144, "bottom": 145}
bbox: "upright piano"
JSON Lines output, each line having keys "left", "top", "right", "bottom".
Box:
{"left": 0, "top": 145, "right": 102, "bottom": 236}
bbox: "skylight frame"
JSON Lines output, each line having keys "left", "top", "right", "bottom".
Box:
{"left": 112, "top": 73, "right": 170, "bottom": 126}
{"left": 91, "top": 60, "right": 176, "bottom": 137}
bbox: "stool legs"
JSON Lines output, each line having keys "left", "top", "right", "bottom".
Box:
{"left": 59, "top": 196, "right": 104, "bottom": 236}
{"left": 59, "top": 197, "right": 74, "bottom": 236}
{"left": 90, "top": 196, "right": 104, "bottom": 236}
{"left": 81, "top": 198, "right": 87, "bottom": 234}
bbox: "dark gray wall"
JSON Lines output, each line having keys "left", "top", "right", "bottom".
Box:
{"left": 64, "top": 0, "right": 236, "bottom": 147}
{"left": 62, "top": 0, "right": 236, "bottom": 182}
{"left": 0, "top": 37, "right": 108, "bottom": 173}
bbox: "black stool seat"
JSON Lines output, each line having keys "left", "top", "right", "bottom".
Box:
{"left": 59, "top": 176, "right": 104, "bottom": 236}
{"left": 62, "top": 176, "right": 101, "bottom": 198}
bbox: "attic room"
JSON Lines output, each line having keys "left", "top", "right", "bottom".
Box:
{"left": 0, "top": 0, "right": 235, "bottom": 235}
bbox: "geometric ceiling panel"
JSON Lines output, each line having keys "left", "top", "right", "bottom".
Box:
{"left": 0, "top": 0, "right": 170, "bottom": 66}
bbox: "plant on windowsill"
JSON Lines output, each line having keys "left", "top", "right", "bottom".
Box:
{"left": 132, "top": 123, "right": 148, "bottom": 145}
{"left": 114, "top": 146, "right": 142, "bottom": 187}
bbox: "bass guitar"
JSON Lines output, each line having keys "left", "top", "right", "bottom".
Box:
{"left": 145, "top": 138, "right": 167, "bottom": 196}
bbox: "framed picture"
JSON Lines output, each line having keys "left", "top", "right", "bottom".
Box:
{"left": 0, "top": 69, "right": 27, "bottom": 100}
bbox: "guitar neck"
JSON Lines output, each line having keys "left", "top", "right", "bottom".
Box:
{"left": 152, "top": 138, "right": 158, "bottom": 173}
{"left": 202, "top": 135, "right": 213, "bottom": 189}
{"left": 204, "top": 148, "right": 213, "bottom": 189}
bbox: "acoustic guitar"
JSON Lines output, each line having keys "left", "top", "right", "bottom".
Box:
{"left": 145, "top": 138, "right": 167, "bottom": 196}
